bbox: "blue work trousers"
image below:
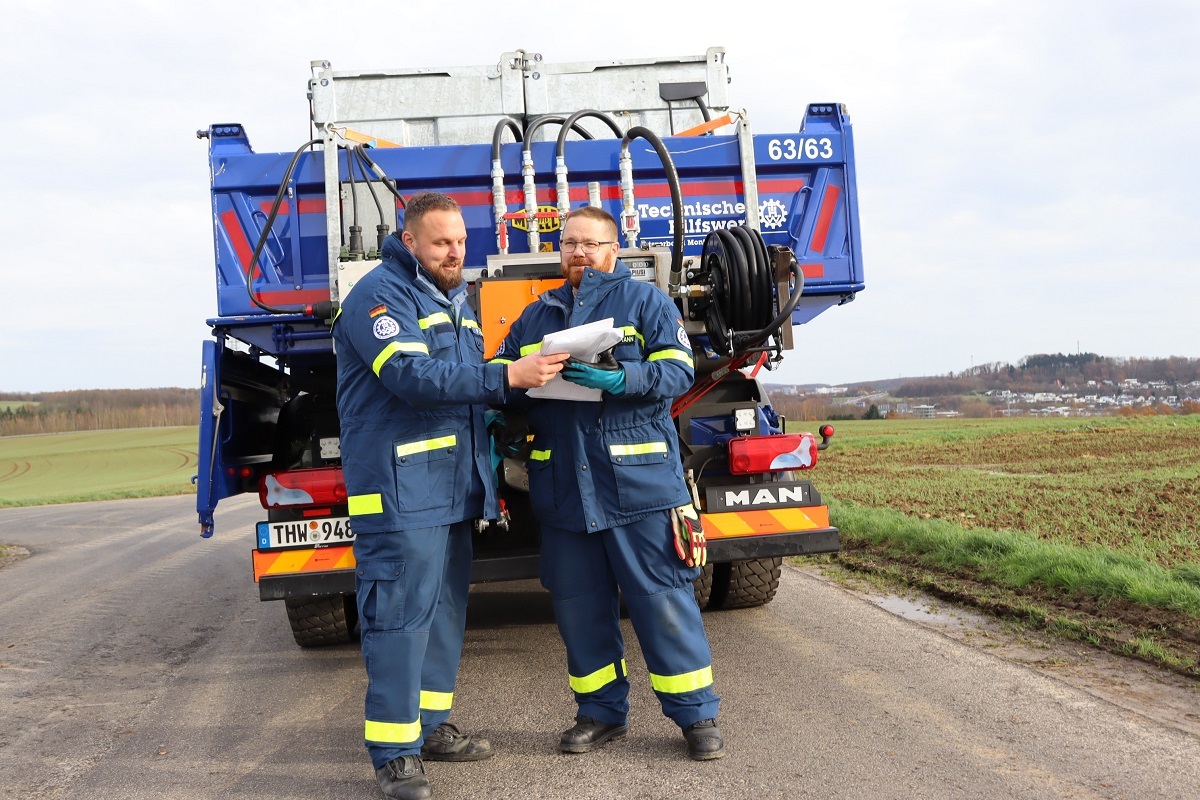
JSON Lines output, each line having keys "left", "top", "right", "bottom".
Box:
{"left": 539, "top": 510, "right": 720, "bottom": 729}
{"left": 354, "top": 521, "right": 473, "bottom": 768}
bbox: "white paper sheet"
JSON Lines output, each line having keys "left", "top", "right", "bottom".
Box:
{"left": 527, "top": 318, "right": 625, "bottom": 401}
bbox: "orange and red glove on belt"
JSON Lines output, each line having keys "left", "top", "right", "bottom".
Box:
{"left": 670, "top": 503, "right": 707, "bottom": 568}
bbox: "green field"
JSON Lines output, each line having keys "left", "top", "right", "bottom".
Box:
{"left": 796, "top": 415, "right": 1200, "bottom": 673}
{"left": 0, "top": 427, "right": 198, "bottom": 507}
{"left": 810, "top": 415, "right": 1200, "bottom": 568}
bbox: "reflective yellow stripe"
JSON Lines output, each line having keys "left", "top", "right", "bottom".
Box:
{"left": 648, "top": 348, "right": 694, "bottom": 368}
{"left": 519, "top": 342, "right": 543, "bottom": 356}
{"left": 373, "top": 341, "right": 429, "bottom": 375}
{"left": 569, "top": 659, "right": 627, "bottom": 694}
{"left": 609, "top": 441, "right": 668, "bottom": 457}
{"left": 348, "top": 493, "right": 383, "bottom": 515}
{"left": 490, "top": 358, "right": 515, "bottom": 365}
{"left": 396, "top": 435, "right": 457, "bottom": 457}
{"left": 529, "top": 449, "right": 551, "bottom": 461}
{"left": 618, "top": 325, "right": 644, "bottom": 347}
{"left": 649, "top": 666, "right": 713, "bottom": 694}
{"left": 420, "top": 690, "right": 454, "bottom": 711}
{"left": 365, "top": 718, "right": 422, "bottom": 745}
{"left": 418, "top": 312, "right": 452, "bottom": 329}
{"left": 461, "top": 318, "right": 480, "bottom": 330}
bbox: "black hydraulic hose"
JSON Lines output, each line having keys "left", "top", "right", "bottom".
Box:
{"left": 245, "top": 138, "right": 321, "bottom": 314}
{"left": 695, "top": 96, "right": 712, "bottom": 123}
{"left": 492, "top": 117, "right": 523, "bottom": 159}
{"left": 345, "top": 144, "right": 363, "bottom": 257}
{"left": 353, "top": 146, "right": 405, "bottom": 231}
{"left": 353, "top": 146, "right": 389, "bottom": 250}
{"left": 732, "top": 253, "right": 806, "bottom": 351}
{"left": 729, "top": 226, "right": 770, "bottom": 327}
{"left": 523, "top": 115, "right": 594, "bottom": 154}
{"left": 555, "top": 109, "right": 623, "bottom": 158}
{"left": 345, "top": 146, "right": 358, "bottom": 224}
{"left": 715, "top": 229, "right": 749, "bottom": 330}
{"left": 352, "top": 146, "right": 385, "bottom": 224}
{"left": 621, "top": 126, "right": 684, "bottom": 288}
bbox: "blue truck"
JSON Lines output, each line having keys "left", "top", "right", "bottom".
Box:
{"left": 196, "top": 48, "right": 864, "bottom": 645}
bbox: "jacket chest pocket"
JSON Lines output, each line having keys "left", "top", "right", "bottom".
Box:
{"left": 393, "top": 430, "right": 458, "bottom": 514}
{"left": 427, "top": 327, "right": 457, "bottom": 356}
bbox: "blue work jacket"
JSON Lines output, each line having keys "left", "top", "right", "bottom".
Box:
{"left": 334, "top": 234, "right": 507, "bottom": 534}
{"left": 492, "top": 260, "right": 694, "bottom": 532}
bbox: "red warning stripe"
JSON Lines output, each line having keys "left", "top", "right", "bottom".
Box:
{"left": 809, "top": 185, "right": 841, "bottom": 253}
{"left": 257, "top": 178, "right": 807, "bottom": 214}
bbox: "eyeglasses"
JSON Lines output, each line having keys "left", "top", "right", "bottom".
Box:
{"left": 560, "top": 240, "right": 617, "bottom": 254}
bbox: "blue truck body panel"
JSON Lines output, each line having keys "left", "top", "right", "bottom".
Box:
{"left": 196, "top": 56, "right": 865, "bottom": 549}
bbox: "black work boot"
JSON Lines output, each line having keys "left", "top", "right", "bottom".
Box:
{"left": 683, "top": 718, "right": 726, "bottom": 760}
{"left": 559, "top": 715, "right": 629, "bottom": 753}
{"left": 420, "top": 721, "right": 494, "bottom": 762}
{"left": 374, "top": 755, "right": 431, "bottom": 800}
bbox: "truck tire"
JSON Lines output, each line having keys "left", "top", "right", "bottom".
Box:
{"left": 285, "top": 595, "right": 358, "bottom": 647}
{"left": 708, "top": 557, "right": 782, "bottom": 609}
{"left": 692, "top": 563, "right": 714, "bottom": 609}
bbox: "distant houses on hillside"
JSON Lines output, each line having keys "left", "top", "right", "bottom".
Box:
{"left": 767, "top": 377, "right": 1200, "bottom": 419}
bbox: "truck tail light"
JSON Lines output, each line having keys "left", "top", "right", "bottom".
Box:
{"left": 259, "top": 467, "right": 347, "bottom": 509}
{"left": 728, "top": 433, "right": 819, "bottom": 475}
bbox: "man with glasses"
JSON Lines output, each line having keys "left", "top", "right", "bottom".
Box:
{"left": 490, "top": 206, "right": 725, "bottom": 761}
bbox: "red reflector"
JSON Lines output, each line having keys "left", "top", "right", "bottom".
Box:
{"left": 820, "top": 424, "right": 835, "bottom": 438}
{"left": 239, "top": 466, "right": 254, "bottom": 479}
{"left": 259, "top": 467, "right": 347, "bottom": 509}
{"left": 728, "top": 434, "right": 818, "bottom": 475}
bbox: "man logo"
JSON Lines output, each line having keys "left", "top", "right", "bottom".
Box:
{"left": 706, "top": 481, "right": 812, "bottom": 512}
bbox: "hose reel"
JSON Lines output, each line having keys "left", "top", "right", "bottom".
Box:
{"left": 691, "top": 225, "right": 804, "bottom": 359}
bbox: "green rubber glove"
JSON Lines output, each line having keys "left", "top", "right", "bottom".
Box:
{"left": 561, "top": 360, "right": 626, "bottom": 395}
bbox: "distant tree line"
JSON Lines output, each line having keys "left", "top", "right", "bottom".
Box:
{"left": 891, "top": 354, "right": 1200, "bottom": 398}
{"left": 768, "top": 353, "right": 1200, "bottom": 422}
{"left": 0, "top": 388, "right": 199, "bottom": 437}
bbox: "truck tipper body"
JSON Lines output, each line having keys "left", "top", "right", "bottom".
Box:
{"left": 196, "top": 48, "right": 865, "bottom": 645}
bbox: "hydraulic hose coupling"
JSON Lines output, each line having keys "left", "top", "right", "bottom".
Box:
{"left": 491, "top": 160, "right": 509, "bottom": 254}
{"left": 555, "top": 157, "right": 571, "bottom": 219}
{"left": 618, "top": 148, "right": 639, "bottom": 248}
{"left": 521, "top": 151, "right": 540, "bottom": 252}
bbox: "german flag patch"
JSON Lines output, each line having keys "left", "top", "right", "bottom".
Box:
{"left": 369, "top": 304, "right": 388, "bottom": 318}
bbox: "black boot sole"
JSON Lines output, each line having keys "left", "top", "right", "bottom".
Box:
{"left": 688, "top": 744, "right": 726, "bottom": 761}
{"left": 420, "top": 747, "right": 494, "bottom": 763}
{"left": 559, "top": 724, "right": 629, "bottom": 754}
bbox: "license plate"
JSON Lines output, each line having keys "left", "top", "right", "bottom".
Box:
{"left": 257, "top": 517, "right": 355, "bottom": 549}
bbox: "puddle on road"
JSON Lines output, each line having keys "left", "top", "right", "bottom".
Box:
{"left": 796, "top": 566, "right": 1200, "bottom": 740}
{"left": 870, "top": 593, "right": 992, "bottom": 630}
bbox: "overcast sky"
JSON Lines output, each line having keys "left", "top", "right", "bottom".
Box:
{"left": 2, "top": 0, "right": 1196, "bottom": 392}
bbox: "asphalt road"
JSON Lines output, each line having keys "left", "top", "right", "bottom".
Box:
{"left": 1, "top": 495, "right": 1197, "bottom": 799}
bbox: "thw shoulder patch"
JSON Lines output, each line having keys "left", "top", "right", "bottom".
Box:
{"left": 373, "top": 316, "right": 400, "bottom": 339}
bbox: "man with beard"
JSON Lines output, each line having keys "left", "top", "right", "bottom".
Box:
{"left": 334, "top": 192, "right": 569, "bottom": 800}
{"left": 490, "top": 206, "right": 724, "bottom": 762}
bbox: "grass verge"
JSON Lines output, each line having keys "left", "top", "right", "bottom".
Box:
{"left": 808, "top": 498, "right": 1199, "bottom": 676}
